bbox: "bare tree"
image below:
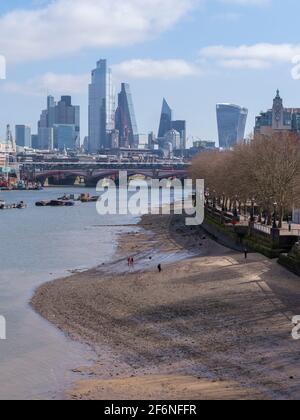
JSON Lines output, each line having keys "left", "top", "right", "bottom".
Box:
{"left": 190, "top": 132, "right": 300, "bottom": 227}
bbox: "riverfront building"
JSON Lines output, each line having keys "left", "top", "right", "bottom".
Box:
{"left": 255, "top": 90, "right": 300, "bottom": 136}
{"left": 216, "top": 104, "right": 248, "bottom": 149}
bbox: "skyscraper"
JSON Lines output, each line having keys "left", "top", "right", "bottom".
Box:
{"left": 88, "top": 59, "right": 115, "bottom": 152}
{"left": 54, "top": 124, "right": 76, "bottom": 151}
{"left": 115, "top": 83, "right": 139, "bottom": 148}
{"left": 15, "top": 125, "right": 31, "bottom": 148}
{"left": 216, "top": 104, "right": 248, "bottom": 149}
{"left": 158, "top": 99, "right": 172, "bottom": 140}
{"left": 37, "top": 95, "right": 80, "bottom": 150}
{"left": 38, "top": 127, "right": 54, "bottom": 150}
{"left": 172, "top": 120, "right": 186, "bottom": 150}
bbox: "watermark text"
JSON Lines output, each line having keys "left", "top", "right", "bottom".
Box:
{"left": 292, "top": 316, "right": 300, "bottom": 340}
{"left": 0, "top": 55, "right": 6, "bottom": 80}
{"left": 96, "top": 171, "right": 204, "bottom": 226}
{"left": 0, "top": 316, "right": 6, "bottom": 340}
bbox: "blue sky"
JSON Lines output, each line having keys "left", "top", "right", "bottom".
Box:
{"left": 1, "top": 0, "right": 300, "bottom": 145}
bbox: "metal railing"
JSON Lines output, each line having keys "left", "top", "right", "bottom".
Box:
{"left": 253, "top": 223, "right": 271, "bottom": 235}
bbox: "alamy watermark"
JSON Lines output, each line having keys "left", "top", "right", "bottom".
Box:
{"left": 96, "top": 171, "right": 205, "bottom": 226}
{"left": 0, "top": 55, "right": 6, "bottom": 80}
{"left": 0, "top": 316, "right": 6, "bottom": 340}
{"left": 292, "top": 316, "right": 300, "bottom": 340}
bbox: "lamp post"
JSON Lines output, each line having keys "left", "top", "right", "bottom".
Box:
{"left": 233, "top": 195, "right": 238, "bottom": 220}
{"left": 273, "top": 202, "right": 278, "bottom": 229}
{"left": 250, "top": 198, "right": 255, "bottom": 223}
{"left": 212, "top": 190, "right": 216, "bottom": 209}
{"left": 205, "top": 191, "right": 209, "bottom": 207}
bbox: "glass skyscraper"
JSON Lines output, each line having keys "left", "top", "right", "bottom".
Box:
{"left": 115, "top": 83, "right": 139, "bottom": 148}
{"left": 54, "top": 124, "right": 76, "bottom": 151}
{"left": 37, "top": 95, "right": 80, "bottom": 150}
{"left": 171, "top": 120, "right": 186, "bottom": 150}
{"left": 15, "top": 125, "right": 31, "bottom": 148}
{"left": 88, "top": 59, "right": 115, "bottom": 152}
{"left": 158, "top": 99, "right": 172, "bottom": 139}
{"left": 216, "top": 104, "right": 248, "bottom": 149}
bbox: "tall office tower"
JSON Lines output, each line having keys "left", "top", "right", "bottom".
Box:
{"left": 37, "top": 106, "right": 52, "bottom": 150}
{"left": 53, "top": 124, "right": 76, "bottom": 151}
{"left": 15, "top": 125, "right": 31, "bottom": 148}
{"left": 216, "top": 104, "right": 248, "bottom": 149}
{"left": 88, "top": 59, "right": 115, "bottom": 152}
{"left": 31, "top": 134, "right": 39, "bottom": 149}
{"left": 39, "top": 110, "right": 48, "bottom": 129}
{"left": 47, "top": 95, "right": 56, "bottom": 127}
{"left": 38, "top": 127, "right": 54, "bottom": 150}
{"left": 158, "top": 99, "right": 173, "bottom": 140}
{"left": 172, "top": 120, "right": 186, "bottom": 150}
{"left": 115, "top": 83, "right": 139, "bottom": 148}
{"left": 37, "top": 95, "right": 80, "bottom": 150}
{"left": 54, "top": 96, "right": 80, "bottom": 148}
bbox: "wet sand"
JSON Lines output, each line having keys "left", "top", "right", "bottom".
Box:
{"left": 31, "top": 214, "right": 300, "bottom": 400}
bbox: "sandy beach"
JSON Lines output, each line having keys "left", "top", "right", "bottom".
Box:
{"left": 31, "top": 213, "right": 300, "bottom": 400}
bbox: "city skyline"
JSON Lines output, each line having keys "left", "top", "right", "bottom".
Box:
{"left": 1, "top": 1, "right": 300, "bottom": 143}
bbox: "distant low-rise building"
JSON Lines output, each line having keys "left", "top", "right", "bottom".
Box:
{"left": 0, "top": 143, "right": 7, "bottom": 170}
{"left": 164, "top": 129, "right": 181, "bottom": 151}
{"left": 192, "top": 140, "right": 216, "bottom": 150}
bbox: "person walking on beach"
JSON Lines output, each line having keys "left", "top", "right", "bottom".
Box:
{"left": 158, "top": 264, "right": 162, "bottom": 273}
{"left": 244, "top": 248, "right": 248, "bottom": 260}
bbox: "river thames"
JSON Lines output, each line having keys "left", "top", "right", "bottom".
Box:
{"left": 0, "top": 187, "right": 138, "bottom": 399}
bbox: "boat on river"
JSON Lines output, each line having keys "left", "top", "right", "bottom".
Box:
{"left": 79, "top": 193, "right": 99, "bottom": 203}
{"left": 35, "top": 200, "right": 75, "bottom": 207}
{"left": 0, "top": 200, "right": 27, "bottom": 210}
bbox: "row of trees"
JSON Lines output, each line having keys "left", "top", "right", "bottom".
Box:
{"left": 190, "top": 133, "right": 300, "bottom": 227}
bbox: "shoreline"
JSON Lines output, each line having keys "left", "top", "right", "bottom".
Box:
{"left": 31, "top": 213, "right": 300, "bottom": 400}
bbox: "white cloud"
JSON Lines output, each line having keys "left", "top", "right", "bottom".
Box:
{"left": 0, "top": 0, "right": 197, "bottom": 63}
{"left": 218, "top": 0, "right": 271, "bottom": 5}
{"left": 1, "top": 58, "right": 199, "bottom": 96}
{"left": 1, "top": 72, "right": 89, "bottom": 96}
{"left": 199, "top": 43, "right": 300, "bottom": 69}
{"left": 113, "top": 59, "right": 200, "bottom": 79}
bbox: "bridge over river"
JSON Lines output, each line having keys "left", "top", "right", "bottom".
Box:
{"left": 20, "top": 162, "right": 190, "bottom": 186}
